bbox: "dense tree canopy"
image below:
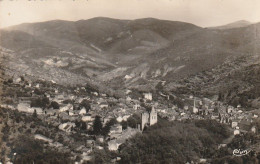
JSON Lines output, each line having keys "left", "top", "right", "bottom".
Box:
{"left": 12, "top": 135, "right": 72, "bottom": 164}
{"left": 118, "top": 119, "right": 231, "bottom": 164}
{"left": 30, "top": 97, "right": 50, "bottom": 109}
{"left": 194, "top": 119, "right": 231, "bottom": 141}
{"left": 121, "top": 113, "right": 141, "bottom": 129}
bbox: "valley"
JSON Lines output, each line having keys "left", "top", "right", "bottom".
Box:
{"left": 1, "top": 17, "right": 260, "bottom": 163}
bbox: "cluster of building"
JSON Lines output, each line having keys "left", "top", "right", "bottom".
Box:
{"left": 155, "top": 94, "right": 259, "bottom": 136}
{"left": 2, "top": 76, "right": 160, "bottom": 162}
{"left": 3, "top": 74, "right": 259, "bottom": 163}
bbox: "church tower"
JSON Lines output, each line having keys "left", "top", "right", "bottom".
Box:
{"left": 149, "top": 106, "right": 157, "bottom": 126}
{"left": 141, "top": 112, "right": 149, "bottom": 131}
{"left": 141, "top": 106, "right": 157, "bottom": 131}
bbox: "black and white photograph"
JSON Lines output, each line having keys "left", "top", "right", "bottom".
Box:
{"left": 0, "top": 0, "right": 260, "bottom": 163}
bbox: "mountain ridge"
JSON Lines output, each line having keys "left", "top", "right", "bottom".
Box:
{"left": 208, "top": 20, "right": 251, "bottom": 30}
{"left": 1, "top": 17, "right": 260, "bottom": 93}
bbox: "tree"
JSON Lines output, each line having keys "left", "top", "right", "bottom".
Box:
{"left": 30, "top": 97, "right": 50, "bottom": 109}
{"left": 34, "top": 88, "right": 43, "bottom": 95}
{"left": 102, "top": 118, "right": 117, "bottom": 136}
{"left": 75, "top": 120, "right": 81, "bottom": 128}
{"left": 81, "top": 121, "right": 87, "bottom": 131}
{"left": 93, "top": 116, "right": 103, "bottom": 135}
{"left": 80, "top": 99, "right": 91, "bottom": 112}
{"left": 239, "top": 96, "right": 249, "bottom": 107}
{"left": 50, "top": 101, "right": 60, "bottom": 109}
{"left": 126, "top": 114, "right": 141, "bottom": 129}
{"left": 230, "top": 97, "right": 240, "bottom": 107}
{"left": 33, "top": 109, "right": 37, "bottom": 118}
{"left": 218, "top": 91, "right": 224, "bottom": 101}
{"left": 155, "top": 81, "right": 164, "bottom": 91}
{"left": 121, "top": 121, "right": 128, "bottom": 130}
{"left": 7, "top": 78, "right": 13, "bottom": 83}
{"left": 173, "top": 97, "right": 184, "bottom": 109}
{"left": 20, "top": 76, "right": 24, "bottom": 81}
{"left": 42, "top": 97, "right": 50, "bottom": 108}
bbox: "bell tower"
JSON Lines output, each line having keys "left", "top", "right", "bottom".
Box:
{"left": 141, "top": 106, "right": 157, "bottom": 131}
{"left": 149, "top": 107, "right": 157, "bottom": 126}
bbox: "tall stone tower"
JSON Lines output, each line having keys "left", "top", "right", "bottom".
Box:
{"left": 149, "top": 107, "right": 157, "bottom": 126}
{"left": 141, "top": 107, "right": 157, "bottom": 131}
{"left": 141, "top": 112, "right": 149, "bottom": 131}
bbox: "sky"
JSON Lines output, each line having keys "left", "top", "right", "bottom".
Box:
{"left": 0, "top": 0, "right": 260, "bottom": 28}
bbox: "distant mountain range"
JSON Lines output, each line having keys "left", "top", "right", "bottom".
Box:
{"left": 208, "top": 20, "right": 251, "bottom": 29}
{"left": 1, "top": 17, "right": 260, "bottom": 94}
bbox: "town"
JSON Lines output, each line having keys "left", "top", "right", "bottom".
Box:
{"left": 1, "top": 69, "right": 259, "bottom": 163}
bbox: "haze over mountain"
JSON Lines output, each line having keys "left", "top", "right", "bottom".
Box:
{"left": 1, "top": 17, "right": 260, "bottom": 93}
